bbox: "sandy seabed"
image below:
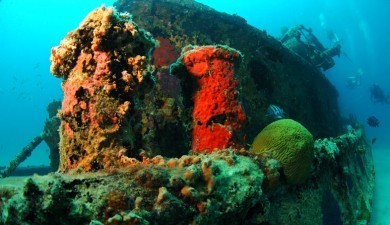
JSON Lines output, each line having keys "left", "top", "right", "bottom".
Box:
{"left": 371, "top": 147, "right": 390, "bottom": 225}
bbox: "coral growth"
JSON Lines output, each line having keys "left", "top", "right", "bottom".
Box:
{"left": 0, "top": 126, "right": 374, "bottom": 224}
{"left": 0, "top": 150, "right": 264, "bottom": 225}
{"left": 172, "top": 45, "right": 246, "bottom": 152}
{"left": 50, "top": 6, "right": 156, "bottom": 172}
{"left": 252, "top": 119, "right": 314, "bottom": 184}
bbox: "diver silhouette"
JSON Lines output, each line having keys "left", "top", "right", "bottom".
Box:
{"left": 346, "top": 69, "right": 363, "bottom": 89}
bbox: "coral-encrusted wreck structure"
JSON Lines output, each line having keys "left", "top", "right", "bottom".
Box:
{"left": 114, "top": 0, "right": 342, "bottom": 141}
{"left": 171, "top": 45, "right": 246, "bottom": 152}
{"left": 0, "top": 1, "right": 374, "bottom": 225}
{"left": 50, "top": 6, "right": 156, "bottom": 172}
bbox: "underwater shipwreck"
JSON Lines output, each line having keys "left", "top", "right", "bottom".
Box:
{"left": 0, "top": 0, "right": 374, "bottom": 224}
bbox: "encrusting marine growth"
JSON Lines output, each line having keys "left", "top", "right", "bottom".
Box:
{"left": 171, "top": 45, "right": 246, "bottom": 153}
{"left": 50, "top": 6, "right": 156, "bottom": 172}
{"left": 0, "top": 2, "right": 375, "bottom": 224}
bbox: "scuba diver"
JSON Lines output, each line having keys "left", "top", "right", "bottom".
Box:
{"left": 346, "top": 69, "right": 363, "bottom": 89}
{"left": 370, "top": 84, "right": 390, "bottom": 104}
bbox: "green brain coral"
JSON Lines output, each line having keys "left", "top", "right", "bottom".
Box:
{"left": 252, "top": 119, "right": 314, "bottom": 185}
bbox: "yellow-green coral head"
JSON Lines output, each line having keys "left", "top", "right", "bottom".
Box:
{"left": 252, "top": 119, "right": 314, "bottom": 185}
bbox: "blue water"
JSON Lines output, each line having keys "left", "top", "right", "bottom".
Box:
{"left": 0, "top": 0, "right": 389, "bottom": 222}
{"left": 0, "top": 0, "right": 113, "bottom": 166}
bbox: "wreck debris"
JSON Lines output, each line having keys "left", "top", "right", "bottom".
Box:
{"left": 0, "top": 100, "right": 61, "bottom": 177}
{"left": 0, "top": 134, "right": 44, "bottom": 178}
{"left": 43, "top": 100, "right": 62, "bottom": 171}
{"left": 114, "top": 0, "right": 343, "bottom": 140}
{"left": 280, "top": 24, "right": 341, "bottom": 71}
{"left": 0, "top": 1, "right": 375, "bottom": 225}
{"left": 0, "top": 127, "right": 374, "bottom": 224}
{"left": 0, "top": 150, "right": 264, "bottom": 225}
